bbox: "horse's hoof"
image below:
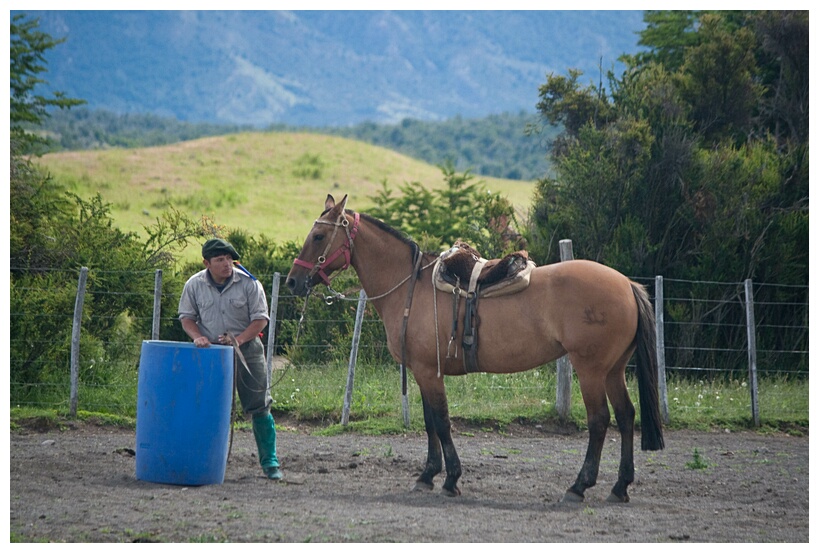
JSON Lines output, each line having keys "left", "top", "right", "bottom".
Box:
{"left": 442, "top": 486, "right": 461, "bottom": 497}
{"left": 561, "top": 490, "right": 584, "bottom": 503}
{"left": 413, "top": 481, "right": 434, "bottom": 492}
{"left": 606, "top": 492, "right": 629, "bottom": 503}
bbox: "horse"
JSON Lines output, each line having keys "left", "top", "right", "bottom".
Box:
{"left": 286, "top": 194, "right": 664, "bottom": 503}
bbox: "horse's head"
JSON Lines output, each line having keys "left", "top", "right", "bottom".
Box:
{"left": 286, "top": 194, "right": 359, "bottom": 297}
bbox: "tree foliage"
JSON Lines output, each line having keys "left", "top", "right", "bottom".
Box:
{"left": 368, "top": 163, "right": 522, "bottom": 258}
{"left": 10, "top": 13, "right": 85, "bottom": 153}
{"left": 529, "top": 10, "right": 808, "bottom": 374}
{"left": 632, "top": 10, "right": 700, "bottom": 72}
{"left": 326, "top": 112, "right": 555, "bottom": 181}
{"left": 531, "top": 10, "right": 807, "bottom": 279}
{"left": 34, "top": 107, "right": 254, "bottom": 151}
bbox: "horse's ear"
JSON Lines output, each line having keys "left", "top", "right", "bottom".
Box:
{"left": 338, "top": 194, "right": 348, "bottom": 211}
{"left": 324, "top": 194, "right": 335, "bottom": 211}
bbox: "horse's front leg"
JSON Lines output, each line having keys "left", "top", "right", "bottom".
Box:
{"left": 414, "top": 394, "right": 443, "bottom": 491}
{"left": 415, "top": 379, "right": 462, "bottom": 496}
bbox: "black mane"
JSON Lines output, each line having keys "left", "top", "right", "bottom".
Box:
{"left": 355, "top": 211, "right": 438, "bottom": 266}
{"left": 357, "top": 212, "right": 414, "bottom": 247}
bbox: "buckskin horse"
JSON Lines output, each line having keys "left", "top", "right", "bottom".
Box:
{"left": 286, "top": 194, "right": 664, "bottom": 503}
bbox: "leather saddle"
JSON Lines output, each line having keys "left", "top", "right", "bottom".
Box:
{"left": 432, "top": 240, "right": 537, "bottom": 374}
{"left": 434, "top": 240, "right": 535, "bottom": 298}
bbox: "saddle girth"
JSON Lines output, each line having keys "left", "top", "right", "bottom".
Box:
{"left": 452, "top": 257, "right": 485, "bottom": 374}
{"left": 462, "top": 301, "right": 480, "bottom": 373}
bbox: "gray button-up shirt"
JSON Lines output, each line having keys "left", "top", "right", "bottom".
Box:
{"left": 178, "top": 268, "right": 269, "bottom": 342}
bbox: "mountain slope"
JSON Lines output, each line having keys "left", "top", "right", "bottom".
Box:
{"left": 23, "top": 10, "right": 646, "bottom": 126}
{"left": 38, "top": 132, "right": 537, "bottom": 249}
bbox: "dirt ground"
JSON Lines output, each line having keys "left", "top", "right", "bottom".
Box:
{"left": 9, "top": 416, "right": 809, "bottom": 543}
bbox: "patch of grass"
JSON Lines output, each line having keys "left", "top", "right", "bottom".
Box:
{"left": 314, "top": 416, "right": 422, "bottom": 437}
{"left": 124, "top": 528, "right": 161, "bottom": 542}
{"left": 188, "top": 531, "right": 229, "bottom": 543}
{"left": 664, "top": 374, "right": 808, "bottom": 430}
{"left": 75, "top": 410, "right": 134, "bottom": 427}
{"left": 9, "top": 408, "right": 67, "bottom": 432}
{"left": 9, "top": 357, "right": 808, "bottom": 437}
{"left": 685, "top": 448, "right": 709, "bottom": 470}
{"left": 10, "top": 532, "right": 50, "bottom": 543}
{"left": 292, "top": 152, "right": 327, "bottom": 179}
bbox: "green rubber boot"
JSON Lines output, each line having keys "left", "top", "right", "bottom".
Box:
{"left": 252, "top": 412, "right": 282, "bottom": 480}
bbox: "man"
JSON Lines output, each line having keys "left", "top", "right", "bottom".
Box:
{"left": 178, "top": 238, "right": 283, "bottom": 480}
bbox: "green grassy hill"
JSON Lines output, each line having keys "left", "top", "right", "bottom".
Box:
{"left": 38, "top": 131, "right": 537, "bottom": 259}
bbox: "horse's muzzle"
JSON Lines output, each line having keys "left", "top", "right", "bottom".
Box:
{"left": 285, "top": 274, "right": 309, "bottom": 297}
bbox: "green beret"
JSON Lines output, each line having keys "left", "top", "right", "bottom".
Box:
{"left": 202, "top": 238, "right": 239, "bottom": 260}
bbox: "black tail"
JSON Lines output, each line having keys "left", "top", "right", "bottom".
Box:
{"left": 631, "top": 282, "right": 665, "bottom": 451}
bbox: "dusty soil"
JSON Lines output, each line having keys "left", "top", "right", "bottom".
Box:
{"left": 9, "top": 417, "right": 809, "bottom": 543}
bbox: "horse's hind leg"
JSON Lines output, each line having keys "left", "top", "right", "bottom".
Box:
{"left": 564, "top": 374, "right": 610, "bottom": 502}
{"left": 415, "top": 384, "right": 462, "bottom": 496}
{"left": 605, "top": 359, "right": 636, "bottom": 503}
{"left": 414, "top": 394, "right": 443, "bottom": 492}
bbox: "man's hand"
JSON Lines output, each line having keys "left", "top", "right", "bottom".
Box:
{"left": 181, "top": 318, "right": 211, "bottom": 348}
{"left": 218, "top": 332, "right": 250, "bottom": 374}
{"left": 193, "top": 336, "right": 211, "bottom": 348}
{"left": 217, "top": 333, "right": 239, "bottom": 347}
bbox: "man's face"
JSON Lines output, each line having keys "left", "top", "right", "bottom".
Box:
{"left": 204, "top": 254, "right": 234, "bottom": 284}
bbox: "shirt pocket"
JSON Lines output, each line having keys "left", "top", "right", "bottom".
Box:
{"left": 229, "top": 297, "right": 248, "bottom": 310}
{"left": 198, "top": 296, "right": 215, "bottom": 311}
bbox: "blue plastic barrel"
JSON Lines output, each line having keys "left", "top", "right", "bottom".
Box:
{"left": 136, "top": 340, "right": 234, "bottom": 485}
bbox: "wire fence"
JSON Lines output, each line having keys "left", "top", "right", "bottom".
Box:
{"left": 9, "top": 267, "right": 809, "bottom": 424}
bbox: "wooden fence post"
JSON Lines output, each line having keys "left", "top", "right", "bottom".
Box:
{"left": 655, "top": 276, "right": 669, "bottom": 424}
{"left": 151, "top": 269, "right": 162, "bottom": 340}
{"left": 341, "top": 290, "right": 367, "bottom": 426}
{"left": 69, "top": 267, "right": 89, "bottom": 418}
{"left": 401, "top": 375, "right": 410, "bottom": 429}
{"left": 266, "top": 272, "right": 280, "bottom": 376}
{"left": 744, "top": 279, "right": 760, "bottom": 427}
{"left": 556, "top": 239, "right": 573, "bottom": 421}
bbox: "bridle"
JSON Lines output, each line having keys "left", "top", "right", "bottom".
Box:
{"left": 292, "top": 209, "right": 360, "bottom": 289}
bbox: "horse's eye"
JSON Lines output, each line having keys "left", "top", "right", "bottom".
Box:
{"left": 313, "top": 234, "right": 324, "bottom": 242}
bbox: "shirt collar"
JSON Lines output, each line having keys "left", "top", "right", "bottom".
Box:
{"left": 203, "top": 267, "right": 237, "bottom": 288}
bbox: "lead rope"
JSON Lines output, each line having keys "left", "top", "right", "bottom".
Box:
{"left": 228, "top": 363, "right": 238, "bottom": 462}
{"left": 320, "top": 258, "right": 437, "bottom": 305}
{"left": 256, "top": 293, "right": 312, "bottom": 394}
{"left": 223, "top": 331, "right": 251, "bottom": 463}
